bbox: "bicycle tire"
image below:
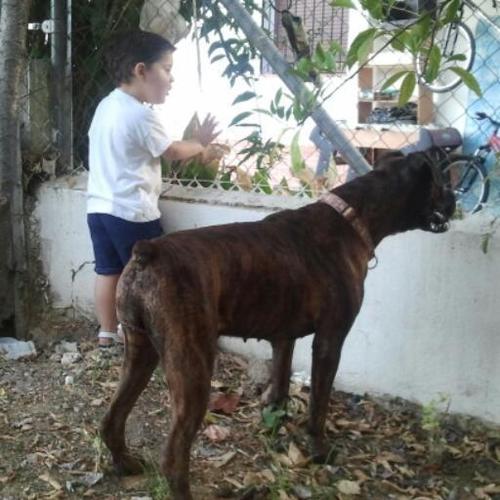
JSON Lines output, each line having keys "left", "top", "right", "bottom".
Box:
{"left": 441, "top": 154, "right": 489, "bottom": 214}
{"left": 415, "top": 21, "right": 475, "bottom": 93}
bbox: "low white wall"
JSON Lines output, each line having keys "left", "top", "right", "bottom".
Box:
{"left": 34, "top": 175, "right": 500, "bottom": 424}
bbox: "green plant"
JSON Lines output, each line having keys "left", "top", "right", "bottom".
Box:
{"left": 420, "top": 394, "right": 450, "bottom": 462}
{"left": 143, "top": 455, "right": 171, "bottom": 500}
{"left": 480, "top": 217, "right": 498, "bottom": 254}
{"left": 261, "top": 404, "right": 287, "bottom": 439}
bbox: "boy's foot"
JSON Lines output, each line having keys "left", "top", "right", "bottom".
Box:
{"left": 98, "top": 329, "right": 125, "bottom": 348}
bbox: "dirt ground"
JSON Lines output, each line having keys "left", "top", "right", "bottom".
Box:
{"left": 1, "top": 318, "right": 499, "bottom": 500}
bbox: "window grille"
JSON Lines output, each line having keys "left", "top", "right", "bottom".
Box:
{"left": 262, "top": 0, "right": 349, "bottom": 74}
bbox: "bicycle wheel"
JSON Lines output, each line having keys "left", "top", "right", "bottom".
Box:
{"left": 441, "top": 155, "right": 489, "bottom": 214}
{"left": 415, "top": 21, "right": 475, "bottom": 93}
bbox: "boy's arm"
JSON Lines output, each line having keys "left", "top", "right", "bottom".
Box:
{"left": 162, "top": 140, "right": 205, "bottom": 162}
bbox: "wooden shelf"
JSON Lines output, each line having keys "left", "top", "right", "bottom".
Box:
{"left": 357, "top": 64, "right": 433, "bottom": 128}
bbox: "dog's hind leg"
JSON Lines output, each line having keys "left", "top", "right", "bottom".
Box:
{"left": 308, "top": 328, "right": 347, "bottom": 463}
{"left": 101, "top": 325, "right": 159, "bottom": 475}
{"left": 263, "top": 338, "right": 295, "bottom": 406}
{"left": 160, "top": 331, "right": 216, "bottom": 500}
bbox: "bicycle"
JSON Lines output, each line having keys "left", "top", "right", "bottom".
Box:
{"left": 381, "top": 0, "right": 499, "bottom": 93}
{"left": 414, "top": 0, "right": 500, "bottom": 93}
{"left": 402, "top": 111, "right": 498, "bottom": 213}
{"left": 440, "top": 111, "right": 500, "bottom": 213}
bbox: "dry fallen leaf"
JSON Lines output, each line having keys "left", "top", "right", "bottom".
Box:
{"left": 203, "top": 424, "right": 231, "bottom": 442}
{"left": 477, "top": 484, "right": 500, "bottom": 494}
{"left": 336, "top": 479, "right": 361, "bottom": 495}
{"left": 260, "top": 469, "right": 276, "bottom": 483}
{"left": 287, "top": 441, "right": 307, "bottom": 467}
{"left": 210, "top": 450, "right": 236, "bottom": 468}
{"left": 0, "top": 471, "right": 16, "bottom": 484}
{"left": 38, "top": 473, "right": 62, "bottom": 490}
{"left": 208, "top": 392, "right": 241, "bottom": 414}
{"left": 243, "top": 471, "right": 260, "bottom": 486}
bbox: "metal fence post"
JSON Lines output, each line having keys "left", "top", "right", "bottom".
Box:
{"left": 51, "top": 0, "right": 73, "bottom": 171}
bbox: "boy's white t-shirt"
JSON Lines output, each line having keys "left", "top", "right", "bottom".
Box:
{"left": 87, "top": 88, "right": 172, "bottom": 222}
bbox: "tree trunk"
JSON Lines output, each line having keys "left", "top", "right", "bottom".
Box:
{"left": 218, "top": 0, "right": 371, "bottom": 176}
{"left": 0, "top": 0, "right": 31, "bottom": 338}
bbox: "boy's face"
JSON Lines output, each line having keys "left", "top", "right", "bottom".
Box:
{"left": 136, "top": 51, "right": 174, "bottom": 105}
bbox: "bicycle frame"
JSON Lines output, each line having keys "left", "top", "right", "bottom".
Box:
{"left": 473, "top": 122, "right": 500, "bottom": 160}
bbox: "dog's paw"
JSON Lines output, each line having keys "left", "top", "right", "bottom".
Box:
{"left": 113, "top": 453, "right": 147, "bottom": 476}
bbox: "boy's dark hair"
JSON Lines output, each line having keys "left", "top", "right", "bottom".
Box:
{"left": 105, "top": 30, "right": 175, "bottom": 85}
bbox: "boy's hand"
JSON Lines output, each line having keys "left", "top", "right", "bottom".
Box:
{"left": 193, "top": 114, "right": 220, "bottom": 146}
{"left": 200, "top": 143, "right": 229, "bottom": 164}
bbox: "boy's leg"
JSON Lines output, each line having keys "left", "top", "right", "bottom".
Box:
{"left": 95, "top": 273, "right": 121, "bottom": 346}
{"left": 88, "top": 214, "right": 163, "bottom": 346}
{"left": 88, "top": 214, "right": 124, "bottom": 346}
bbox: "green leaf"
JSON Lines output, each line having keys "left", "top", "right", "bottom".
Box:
{"left": 262, "top": 405, "right": 286, "bottom": 430}
{"left": 446, "top": 53, "right": 467, "bottom": 63}
{"left": 290, "top": 131, "right": 306, "bottom": 175}
{"left": 220, "top": 172, "right": 235, "bottom": 191}
{"left": 324, "top": 51, "right": 336, "bottom": 72}
{"left": 380, "top": 70, "right": 409, "bottom": 91}
{"left": 410, "top": 13, "right": 432, "bottom": 45}
{"left": 252, "top": 170, "right": 273, "bottom": 194}
{"left": 295, "top": 57, "right": 314, "bottom": 78}
{"left": 391, "top": 31, "right": 409, "bottom": 52}
{"left": 275, "top": 87, "right": 283, "bottom": 105}
{"left": 450, "top": 67, "right": 482, "bottom": 97}
{"left": 228, "top": 111, "right": 253, "bottom": 127}
{"left": 210, "top": 54, "right": 226, "bottom": 64}
{"left": 254, "top": 108, "right": 273, "bottom": 117}
{"left": 425, "top": 44, "right": 441, "bottom": 83}
{"left": 398, "top": 72, "right": 416, "bottom": 105}
{"left": 357, "top": 35, "right": 376, "bottom": 65}
{"left": 363, "top": 0, "right": 384, "bottom": 20}
{"left": 314, "top": 43, "right": 326, "bottom": 65}
{"left": 346, "top": 28, "right": 377, "bottom": 68}
{"left": 442, "top": 0, "right": 461, "bottom": 24}
{"left": 232, "top": 91, "right": 257, "bottom": 105}
{"left": 329, "top": 0, "right": 355, "bottom": 8}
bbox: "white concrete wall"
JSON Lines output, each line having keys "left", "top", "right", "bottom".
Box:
{"left": 34, "top": 176, "right": 500, "bottom": 424}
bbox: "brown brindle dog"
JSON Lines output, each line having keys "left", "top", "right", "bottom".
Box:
{"left": 101, "top": 151, "right": 455, "bottom": 499}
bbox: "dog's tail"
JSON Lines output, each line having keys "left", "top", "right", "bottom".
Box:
{"left": 132, "top": 240, "right": 157, "bottom": 268}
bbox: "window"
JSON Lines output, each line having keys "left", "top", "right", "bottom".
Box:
{"left": 262, "top": 0, "right": 349, "bottom": 74}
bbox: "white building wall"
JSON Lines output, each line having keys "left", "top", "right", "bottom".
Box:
{"left": 34, "top": 177, "right": 500, "bottom": 425}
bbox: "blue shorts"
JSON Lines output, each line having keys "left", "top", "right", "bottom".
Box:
{"left": 87, "top": 213, "right": 163, "bottom": 275}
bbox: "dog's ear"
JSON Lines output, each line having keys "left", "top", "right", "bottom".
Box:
{"left": 373, "top": 150, "right": 406, "bottom": 171}
{"left": 407, "top": 151, "right": 445, "bottom": 187}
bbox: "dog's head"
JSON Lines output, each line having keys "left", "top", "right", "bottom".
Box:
{"left": 374, "top": 150, "right": 456, "bottom": 233}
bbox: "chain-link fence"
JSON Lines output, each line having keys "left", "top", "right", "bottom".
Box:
{"left": 19, "top": 0, "right": 500, "bottom": 210}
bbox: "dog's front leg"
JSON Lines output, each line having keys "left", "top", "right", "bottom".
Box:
{"left": 308, "top": 330, "right": 346, "bottom": 463}
{"left": 263, "top": 338, "right": 295, "bottom": 406}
